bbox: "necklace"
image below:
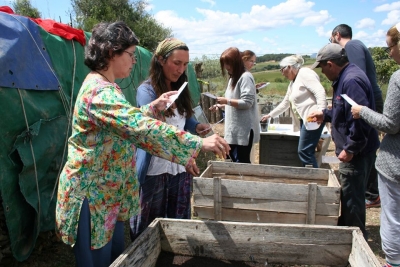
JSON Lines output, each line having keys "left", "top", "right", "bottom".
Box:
{"left": 94, "top": 70, "right": 113, "bottom": 83}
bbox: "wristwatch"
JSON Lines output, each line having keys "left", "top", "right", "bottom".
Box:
{"left": 227, "top": 99, "right": 231, "bottom": 106}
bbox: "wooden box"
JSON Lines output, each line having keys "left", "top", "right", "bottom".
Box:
{"left": 259, "top": 133, "right": 303, "bottom": 166}
{"left": 111, "top": 218, "right": 381, "bottom": 267}
{"left": 192, "top": 161, "right": 340, "bottom": 225}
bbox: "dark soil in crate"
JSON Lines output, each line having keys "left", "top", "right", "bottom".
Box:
{"left": 155, "top": 251, "right": 330, "bottom": 267}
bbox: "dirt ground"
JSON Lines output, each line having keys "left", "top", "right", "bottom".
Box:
{"left": 2, "top": 123, "right": 385, "bottom": 266}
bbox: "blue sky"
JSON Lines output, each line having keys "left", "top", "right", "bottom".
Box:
{"left": 1, "top": 0, "right": 400, "bottom": 58}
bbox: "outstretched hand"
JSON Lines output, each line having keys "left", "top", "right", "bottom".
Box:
{"left": 150, "top": 91, "right": 178, "bottom": 111}
{"left": 260, "top": 114, "right": 271, "bottom": 123}
{"left": 201, "top": 134, "right": 230, "bottom": 160}
{"left": 185, "top": 159, "right": 200, "bottom": 176}
{"left": 307, "top": 110, "right": 324, "bottom": 123}
{"left": 196, "top": 123, "right": 212, "bottom": 136}
{"left": 351, "top": 105, "right": 363, "bottom": 119}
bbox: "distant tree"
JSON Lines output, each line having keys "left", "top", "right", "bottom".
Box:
{"left": 257, "top": 53, "right": 292, "bottom": 63}
{"left": 370, "top": 47, "right": 398, "bottom": 87}
{"left": 71, "top": 0, "right": 172, "bottom": 52}
{"left": 13, "top": 0, "right": 41, "bottom": 18}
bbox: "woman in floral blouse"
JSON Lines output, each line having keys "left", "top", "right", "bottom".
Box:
{"left": 55, "top": 21, "right": 229, "bottom": 267}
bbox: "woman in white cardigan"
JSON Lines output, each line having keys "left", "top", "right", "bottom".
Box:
{"left": 261, "top": 55, "right": 326, "bottom": 167}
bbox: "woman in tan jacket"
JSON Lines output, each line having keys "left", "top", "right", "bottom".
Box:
{"left": 261, "top": 54, "right": 326, "bottom": 167}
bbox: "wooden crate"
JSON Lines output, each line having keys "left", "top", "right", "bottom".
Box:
{"left": 192, "top": 161, "right": 340, "bottom": 225}
{"left": 111, "top": 218, "right": 381, "bottom": 267}
{"left": 259, "top": 134, "right": 303, "bottom": 166}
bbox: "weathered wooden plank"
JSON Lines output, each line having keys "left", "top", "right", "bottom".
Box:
{"left": 213, "top": 177, "right": 222, "bottom": 221}
{"left": 193, "top": 178, "right": 340, "bottom": 203}
{"left": 193, "top": 206, "right": 339, "bottom": 225}
{"left": 110, "top": 220, "right": 161, "bottom": 267}
{"left": 348, "top": 230, "right": 381, "bottom": 267}
{"left": 328, "top": 170, "right": 341, "bottom": 187}
{"left": 214, "top": 174, "right": 327, "bottom": 185}
{"left": 158, "top": 219, "right": 353, "bottom": 266}
{"left": 200, "top": 163, "right": 213, "bottom": 178}
{"left": 193, "top": 195, "right": 339, "bottom": 216}
{"left": 207, "top": 161, "right": 331, "bottom": 180}
{"left": 306, "top": 183, "right": 317, "bottom": 224}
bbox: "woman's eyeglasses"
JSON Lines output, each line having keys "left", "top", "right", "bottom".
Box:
{"left": 385, "top": 44, "right": 396, "bottom": 54}
{"left": 124, "top": 50, "right": 137, "bottom": 61}
{"left": 280, "top": 66, "right": 288, "bottom": 72}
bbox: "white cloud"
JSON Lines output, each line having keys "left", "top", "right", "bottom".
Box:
{"left": 145, "top": 4, "right": 155, "bottom": 12}
{"left": 315, "top": 26, "right": 332, "bottom": 38}
{"left": 301, "top": 10, "right": 333, "bottom": 26}
{"left": 153, "top": 0, "right": 333, "bottom": 55}
{"left": 374, "top": 1, "right": 400, "bottom": 12}
{"left": 381, "top": 10, "right": 400, "bottom": 25}
{"left": 355, "top": 18, "right": 375, "bottom": 29}
{"left": 143, "top": 0, "right": 154, "bottom": 12}
{"left": 353, "top": 29, "right": 387, "bottom": 47}
{"left": 201, "top": 0, "right": 216, "bottom": 7}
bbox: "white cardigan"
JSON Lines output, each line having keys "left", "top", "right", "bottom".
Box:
{"left": 268, "top": 68, "right": 326, "bottom": 131}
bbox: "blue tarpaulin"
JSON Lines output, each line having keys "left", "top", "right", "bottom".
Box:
{"left": 0, "top": 12, "right": 60, "bottom": 90}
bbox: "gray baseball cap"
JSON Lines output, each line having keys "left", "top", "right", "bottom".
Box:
{"left": 311, "top": 43, "right": 347, "bottom": 69}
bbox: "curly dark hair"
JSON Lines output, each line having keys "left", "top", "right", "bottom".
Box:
{"left": 84, "top": 21, "right": 139, "bottom": 71}
{"left": 147, "top": 45, "right": 194, "bottom": 118}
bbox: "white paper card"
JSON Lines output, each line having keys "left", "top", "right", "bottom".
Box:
{"left": 340, "top": 94, "right": 358, "bottom": 106}
{"left": 257, "top": 82, "right": 270, "bottom": 90}
{"left": 322, "top": 156, "right": 341, "bottom": 164}
{"left": 165, "top": 82, "right": 188, "bottom": 110}
{"left": 201, "top": 92, "right": 217, "bottom": 99}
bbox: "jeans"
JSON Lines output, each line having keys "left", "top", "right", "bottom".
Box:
{"left": 229, "top": 130, "right": 254, "bottom": 163}
{"left": 298, "top": 121, "right": 325, "bottom": 168}
{"left": 338, "top": 151, "right": 375, "bottom": 239}
{"left": 74, "top": 198, "right": 125, "bottom": 267}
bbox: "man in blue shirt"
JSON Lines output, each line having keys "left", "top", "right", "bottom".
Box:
{"left": 309, "top": 43, "right": 380, "bottom": 238}
{"left": 330, "top": 24, "right": 382, "bottom": 207}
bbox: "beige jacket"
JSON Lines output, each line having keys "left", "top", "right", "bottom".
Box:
{"left": 268, "top": 67, "right": 326, "bottom": 131}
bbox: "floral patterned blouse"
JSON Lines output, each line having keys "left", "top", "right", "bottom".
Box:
{"left": 56, "top": 77, "right": 202, "bottom": 249}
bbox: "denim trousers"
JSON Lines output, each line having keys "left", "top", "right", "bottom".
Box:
{"left": 73, "top": 198, "right": 125, "bottom": 267}
{"left": 298, "top": 121, "right": 325, "bottom": 168}
{"left": 338, "top": 151, "right": 376, "bottom": 238}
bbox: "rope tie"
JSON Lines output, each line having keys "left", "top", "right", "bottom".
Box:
{"left": 51, "top": 39, "right": 77, "bottom": 201}
{"left": 18, "top": 89, "right": 41, "bottom": 230}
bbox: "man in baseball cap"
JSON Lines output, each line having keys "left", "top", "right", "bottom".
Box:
{"left": 310, "top": 43, "right": 347, "bottom": 69}
{"left": 308, "top": 42, "right": 379, "bottom": 240}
